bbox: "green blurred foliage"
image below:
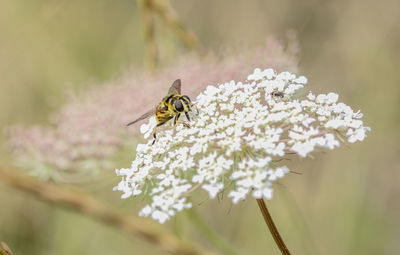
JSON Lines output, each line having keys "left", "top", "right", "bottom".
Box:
{"left": 0, "top": 0, "right": 399, "bottom": 254}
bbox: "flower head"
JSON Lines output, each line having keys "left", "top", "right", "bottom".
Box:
{"left": 8, "top": 37, "right": 299, "bottom": 181}
{"left": 114, "top": 68, "right": 370, "bottom": 223}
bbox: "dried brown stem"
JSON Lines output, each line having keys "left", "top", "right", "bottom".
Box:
{"left": 0, "top": 165, "right": 218, "bottom": 255}
{"left": 0, "top": 242, "right": 13, "bottom": 255}
{"left": 152, "top": 0, "right": 202, "bottom": 53}
{"left": 256, "top": 198, "right": 291, "bottom": 255}
{"left": 139, "top": 0, "right": 158, "bottom": 69}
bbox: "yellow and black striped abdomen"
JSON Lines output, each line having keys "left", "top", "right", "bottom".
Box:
{"left": 155, "top": 95, "right": 178, "bottom": 125}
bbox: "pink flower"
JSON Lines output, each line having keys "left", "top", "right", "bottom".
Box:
{"left": 8, "top": 37, "right": 299, "bottom": 181}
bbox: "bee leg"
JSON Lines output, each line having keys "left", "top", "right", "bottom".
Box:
{"left": 175, "top": 120, "right": 190, "bottom": 128}
{"left": 185, "top": 112, "right": 191, "bottom": 122}
{"left": 173, "top": 113, "right": 181, "bottom": 128}
{"left": 151, "top": 126, "right": 158, "bottom": 145}
{"left": 151, "top": 116, "right": 174, "bottom": 145}
{"left": 152, "top": 122, "right": 165, "bottom": 145}
{"left": 192, "top": 104, "right": 199, "bottom": 114}
{"left": 173, "top": 113, "right": 190, "bottom": 129}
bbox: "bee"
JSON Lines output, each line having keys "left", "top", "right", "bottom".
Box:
{"left": 271, "top": 91, "right": 285, "bottom": 98}
{"left": 126, "top": 79, "right": 196, "bottom": 144}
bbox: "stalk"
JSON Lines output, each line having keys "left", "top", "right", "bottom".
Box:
{"left": 0, "top": 165, "right": 218, "bottom": 255}
{"left": 256, "top": 198, "right": 291, "bottom": 255}
{"left": 0, "top": 242, "right": 13, "bottom": 255}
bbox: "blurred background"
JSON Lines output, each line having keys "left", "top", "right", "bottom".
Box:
{"left": 0, "top": 0, "right": 399, "bottom": 254}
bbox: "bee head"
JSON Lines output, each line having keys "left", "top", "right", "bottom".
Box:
{"left": 175, "top": 95, "right": 191, "bottom": 112}
{"left": 174, "top": 99, "right": 184, "bottom": 112}
{"left": 182, "top": 95, "right": 191, "bottom": 103}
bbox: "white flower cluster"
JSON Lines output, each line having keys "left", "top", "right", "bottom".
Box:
{"left": 114, "top": 68, "right": 370, "bottom": 223}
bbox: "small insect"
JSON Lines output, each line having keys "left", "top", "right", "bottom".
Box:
{"left": 126, "top": 79, "right": 196, "bottom": 144}
{"left": 271, "top": 91, "right": 285, "bottom": 98}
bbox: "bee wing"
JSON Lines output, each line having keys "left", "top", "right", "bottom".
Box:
{"left": 126, "top": 108, "right": 156, "bottom": 126}
{"left": 167, "top": 79, "right": 181, "bottom": 95}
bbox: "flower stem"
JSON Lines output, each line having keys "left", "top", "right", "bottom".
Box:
{"left": 138, "top": 0, "right": 158, "bottom": 70}
{"left": 186, "top": 209, "right": 239, "bottom": 255}
{"left": 256, "top": 198, "right": 291, "bottom": 255}
{"left": 152, "top": 0, "right": 203, "bottom": 53}
{"left": 0, "top": 164, "right": 219, "bottom": 255}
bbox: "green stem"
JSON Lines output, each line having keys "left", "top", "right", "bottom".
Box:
{"left": 256, "top": 198, "right": 291, "bottom": 255}
{"left": 186, "top": 209, "right": 239, "bottom": 255}
{"left": 173, "top": 214, "right": 184, "bottom": 240}
{"left": 278, "top": 187, "right": 318, "bottom": 255}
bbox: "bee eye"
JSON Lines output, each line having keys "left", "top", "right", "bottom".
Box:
{"left": 182, "top": 95, "right": 191, "bottom": 102}
{"left": 175, "top": 99, "right": 184, "bottom": 112}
